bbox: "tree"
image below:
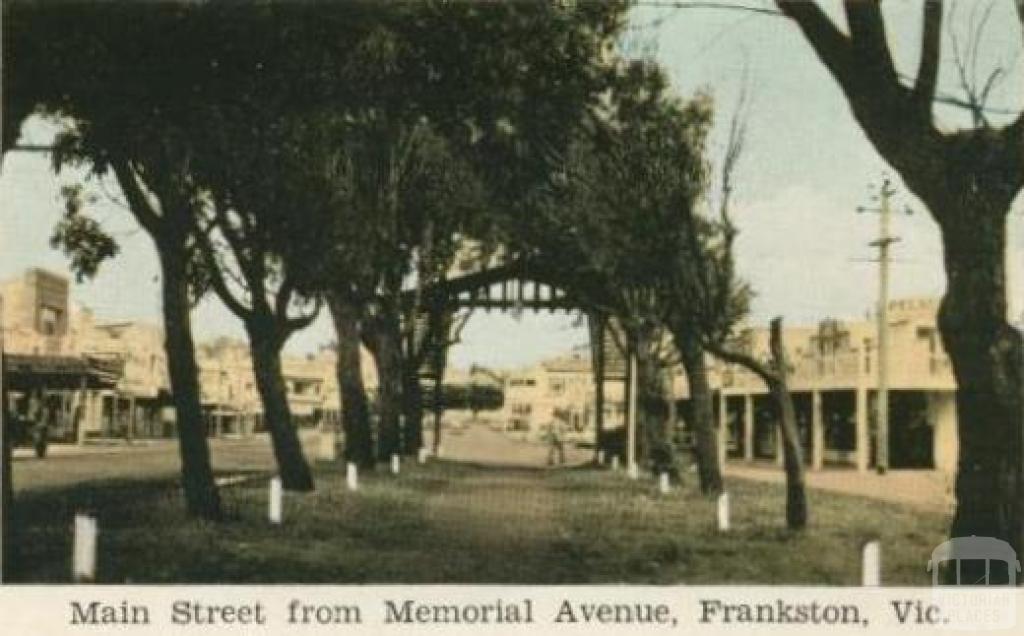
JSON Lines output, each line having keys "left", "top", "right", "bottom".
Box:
{"left": 327, "top": 297, "right": 375, "bottom": 469}
{"left": 775, "top": 0, "right": 1024, "bottom": 579}
{"left": 267, "top": 110, "right": 474, "bottom": 465}
{"left": 706, "top": 319, "right": 808, "bottom": 529}
{"left": 510, "top": 60, "right": 716, "bottom": 482}
{"left": 353, "top": 121, "right": 479, "bottom": 461}
{"left": 359, "top": 1, "right": 629, "bottom": 461}
{"left": 4, "top": 0, "right": 631, "bottom": 501}
{"left": 4, "top": 2, "right": 223, "bottom": 517}
{"left": 657, "top": 79, "right": 755, "bottom": 496}
{"left": 191, "top": 181, "right": 320, "bottom": 492}
{"left": 3, "top": 1, "right": 372, "bottom": 517}
{"left": 649, "top": 73, "right": 808, "bottom": 524}
{"left": 292, "top": 113, "right": 447, "bottom": 463}
{"left": 278, "top": 1, "right": 630, "bottom": 463}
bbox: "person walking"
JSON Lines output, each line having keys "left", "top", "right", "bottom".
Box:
{"left": 546, "top": 421, "right": 565, "bottom": 466}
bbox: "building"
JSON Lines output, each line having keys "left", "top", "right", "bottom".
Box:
{"left": 1, "top": 268, "right": 356, "bottom": 444}
{"left": 0, "top": 267, "right": 966, "bottom": 468}
{"left": 1, "top": 269, "right": 103, "bottom": 443}
{"left": 716, "top": 297, "right": 957, "bottom": 472}
{"left": 196, "top": 337, "right": 261, "bottom": 437}
{"left": 281, "top": 349, "right": 343, "bottom": 428}
{"left": 77, "top": 317, "right": 173, "bottom": 439}
{"left": 492, "top": 297, "right": 959, "bottom": 472}
{"left": 500, "top": 350, "right": 616, "bottom": 442}
{"left": 0, "top": 268, "right": 70, "bottom": 356}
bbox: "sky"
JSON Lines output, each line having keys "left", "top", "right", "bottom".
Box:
{"left": 2, "top": 0, "right": 1023, "bottom": 371}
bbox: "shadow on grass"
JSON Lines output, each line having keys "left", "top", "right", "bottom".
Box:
{"left": 5, "top": 461, "right": 951, "bottom": 585}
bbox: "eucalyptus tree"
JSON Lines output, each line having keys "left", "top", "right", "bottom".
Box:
{"left": 187, "top": 104, "right": 326, "bottom": 492}
{"left": 248, "top": 109, "right": 381, "bottom": 469}
{"left": 280, "top": 0, "right": 631, "bottom": 462}
{"left": 3, "top": 1, "right": 368, "bottom": 517}
{"left": 773, "top": 0, "right": 1024, "bottom": 566}
{"left": 3, "top": 0, "right": 631, "bottom": 495}
{"left": 265, "top": 108, "right": 480, "bottom": 466}
{"left": 509, "top": 61, "right": 716, "bottom": 482}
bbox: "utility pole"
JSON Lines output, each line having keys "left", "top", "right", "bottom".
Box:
{"left": 858, "top": 177, "right": 909, "bottom": 475}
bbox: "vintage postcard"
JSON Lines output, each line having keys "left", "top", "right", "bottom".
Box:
{"left": 1, "top": 0, "right": 1023, "bottom": 634}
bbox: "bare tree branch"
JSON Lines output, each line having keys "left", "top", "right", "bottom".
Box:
{"left": 110, "top": 157, "right": 162, "bottom": 235}
{"left": 634, "top": 1, "right": 781, "bottom": 17}
{"left": 194, "top": 225, "right": 253, "bottom": 320}
{"left": 949, "top": 0, "right": 992, "bottom": 126}
{"left": 775, "top": 1, "right": 857, "bottom": 89}
{"left": 703, "top": 338, "right": 775, "bottom": 386}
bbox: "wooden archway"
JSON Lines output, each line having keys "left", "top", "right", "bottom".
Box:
{"left": 401, "top": 257, "right": 620, "bottom": 461}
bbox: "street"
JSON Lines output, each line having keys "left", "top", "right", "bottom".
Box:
{"left": 10, "top": 434, "right": 311, "bottom": 493}
{"left": 430, "top": 418, "right": 592, "bottom": 468}
{"left": 10, "top": 422, "right": 595, "bottom": 493}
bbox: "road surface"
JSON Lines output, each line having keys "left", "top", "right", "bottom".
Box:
{"left": 11, "top": 434, "right": 313, "bottom": 493}
{"left": 428, "top": 420, "right": 592, "bottom": 468}
{"left": 11, "top": 423, "right": 591, "bottom": 492}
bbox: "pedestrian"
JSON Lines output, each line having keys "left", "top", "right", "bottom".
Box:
{"left": 546, "top": 421, "right": 565, "bottom": 466}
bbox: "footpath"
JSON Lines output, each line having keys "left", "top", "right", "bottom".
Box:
{"left": 724, "top": 461, "right": 955, "bottom": 514}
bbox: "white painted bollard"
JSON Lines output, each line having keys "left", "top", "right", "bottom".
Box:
{"left": 417, "top": 447, "right": 429, "bottom": 464}
{"left": 611, "top": 456, "right": 620, "bottom": 471}
{"left": 268, "top": 477, "right": 282, "bottom": 524}
{"left": 72, "top": 513, "right": 98, "bottom": 582}
{"left": 717, "top": 492, "right": 730, "bottom": 532}
{"left": 391, "top": 453, "right": 401, "bottom": 475}
{"left": 862, "top": 540, "right": 881, "bottom": 586}
{"left": 346, "top": 462, "right": 358, "bottom": 491}
{"left": 658, "top": 472, "right": 670, "bottom": 494}
{"left": 597, "top": 449, "right": 606, "bottom": 465}
{"left": 627, "top": 462, "right": 639, "bottom": 480}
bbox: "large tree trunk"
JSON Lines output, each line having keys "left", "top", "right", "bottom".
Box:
{"left": 774, "top": 0, "right": 1024, "bottom": 581}
{"left": 934, "top": 204, "right": 1023, "bottom": 584}
{"left": 246, "top": 318, "right": 314, "bottom": 491}
{"left": 634, "top": 327, "right": 675, "bottom": 478}
{"left": 401, "top": 365, "right": 424, "bottom": 455}
{"left": 157, "top": 244, "right": 221, "bottom": 520}
{"left": 327, "top": 294, "right": 375, "bottom": 469}
{"left": 364, "top": 311, "right": 404, "bottom": 461}
{"left": 768, "top": 318, "right": 807, "bottom": 531}
{"left": 677, "top": 328, "right": 723, "bottom": 496}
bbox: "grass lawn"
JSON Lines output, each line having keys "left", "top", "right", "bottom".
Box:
{"left": 6, "top": 459, "right": 950, "bottom": 584}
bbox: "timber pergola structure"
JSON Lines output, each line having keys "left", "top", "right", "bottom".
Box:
{"left": 402, "top": 256, "right": 640, "bottom": 469}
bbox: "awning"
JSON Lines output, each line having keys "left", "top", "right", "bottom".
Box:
{"left": 2, "top": 354, "right": 122, "bottom": 391}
